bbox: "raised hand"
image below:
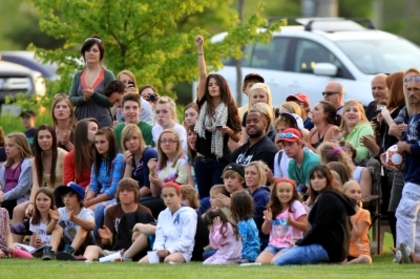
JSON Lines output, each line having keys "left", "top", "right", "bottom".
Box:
{"left": 48, "top": 206, "right": 59, "bottom": 221}
{"left": 195, "top": 35, "right": 204, "bottom": 47}
{"left": 98, "top": 225, "right": 112, "bottom": 240}
{"left": 124, "top": 150, "right": 133, "bottom": 165}
{"left": 263, "top": 208, "right": 273, "bottom": 221}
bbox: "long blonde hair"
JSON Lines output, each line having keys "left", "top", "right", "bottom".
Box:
{"left": 157, "top": 129, "right": 183, "bottom": 170}
{"left": 121, "top": 124, "right": 146, "bottom": 153}
{"left": 4, "top": 133, "right": 33, "bottom": 168}
{"left": 339, "top": 99, "right": 368, "bottom": 138}
{"left": 247, "top": 83, "right": 273, "bottom": 111}
{"left": 245, "top": 161, "right": 267, "bottom": 187}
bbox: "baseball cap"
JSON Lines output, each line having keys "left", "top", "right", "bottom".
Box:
{"left": 280, "top": 112, "right": 304, "bottom": 131}
{"left": 286, "top": 93, "right": 310, "bottom": 106}
{"left": 244, "top": 73, "right": 264, "bottom": 83}
{"left": 19, "top": 110, "right": 36, "bottom": 118}
{"left": 277, "top": 128, "right": 302, "bottom": 143}
{"left": 224, "top": 163, "right": 245, "bottom": 178}
{"left": 55, "top": 183, "right": 85, "bottom": 202}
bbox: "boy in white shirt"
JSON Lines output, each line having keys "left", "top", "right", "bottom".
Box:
{"left": 42, "top": 183, "right": 95, "bottom": 261}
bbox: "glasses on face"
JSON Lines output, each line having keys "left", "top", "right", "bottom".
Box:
{"left": 53, "top": 93, "right": 69, "bottom": 99}
{"left": 85, "top": 37, "right": 102, "bottom": 43}
{"left": 322, "top": 91, "right": 340, "bottom": 96}
{"left": 160, "top": 139, "right": 177, "bottom": 145}
{"left": 278, "top": 132, "right": 300, "bottom": 140}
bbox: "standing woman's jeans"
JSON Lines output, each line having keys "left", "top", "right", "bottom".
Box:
{"left": 194, "top": 156, "right": 228, "bottom": 199}
{"left": 273, "top": 244, "right": 330, "bottom": 266}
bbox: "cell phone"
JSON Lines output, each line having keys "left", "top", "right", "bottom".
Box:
{"left": 127, "top": 81, "right": 135, "bottom": 88}
{"left": 216, "top": 125, "right": 223, "bottom": 128}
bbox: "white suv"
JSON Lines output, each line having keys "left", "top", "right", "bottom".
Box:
{"left": 212, "top": 18, "right": 420, "bottom": 107}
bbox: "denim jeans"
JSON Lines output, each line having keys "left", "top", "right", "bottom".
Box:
{"left": 198, "top": 197, "right": 211, "bottom": 215}
{"left": 203, "top": 248, "right": 217, "bottom": 260}
{"left": 396, "top": 182, "right": 420, "bottom": 255}
{"left": 194, "top": 156, "right": 227, "bottom": 199}
{"left": 93, "top": 200, "right": 117, "bottom": 238}
{"left": 273, "top": 244, "right": 329, "bottom": 266}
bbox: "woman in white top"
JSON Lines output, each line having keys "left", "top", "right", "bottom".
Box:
{"left": 152, "top": 96, "right": 187, "bottom": 152}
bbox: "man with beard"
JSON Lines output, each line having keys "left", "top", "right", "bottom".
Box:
{"left": 230, "top": 109, "right": 277, "bottom": 171}
{"left": 365, "top": 74, "right": 388, "bottom": 121}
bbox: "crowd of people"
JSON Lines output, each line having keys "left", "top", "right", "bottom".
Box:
{"left": 1, "top": 34, "right": 420, "bottom": 265}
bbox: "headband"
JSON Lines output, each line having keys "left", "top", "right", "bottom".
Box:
{"left": 329, "top": 146, "right": 343, "bottom": 159}
{"left": 274, "top": 178, "right": 296, "bottom": 188}
{"left": 163, "top": 181, "right": 181, "bottom": 194}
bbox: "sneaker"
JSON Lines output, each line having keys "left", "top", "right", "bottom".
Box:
{"left": 393, "top": 250, "right": 402, "bottom": 263}
{"left": 121, "top": 256, "right": 132, "bottom": 262}
{"left": 56, "top": 252, "right": 85, "bottom": 261}
{"left": 102, "top": 250, "right": 117, "bottom": 256}
{"left": 42, "top": 252, "right": 56, "bottom": 261}
{"left": 400, "top": 243, "right": 413, "bottom": 264}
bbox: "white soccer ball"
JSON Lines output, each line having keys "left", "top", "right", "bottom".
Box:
{"left": 385, "top": 144, "right": 405, "bottom": 171}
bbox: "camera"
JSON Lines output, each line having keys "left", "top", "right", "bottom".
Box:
{"left": 148, "top": 93, "right": 157, "bottom": 102}
{"left": 127, "top": 81, "right": 135, "bottom": 88}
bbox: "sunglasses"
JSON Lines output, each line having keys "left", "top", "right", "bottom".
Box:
{"left": 278, "top": 132, "right": 300, "bottom": 140}
{"left": 322, "top": 91, "right": 340, "bottom": 96}
{"left": 53, "top": 93, "right": 69, "bottom": 99}
{"left": 404, "top": 76, "right": 420, "bottom": 82}
{"left": 84, "top": 37, "right": 102, "bottom": 43}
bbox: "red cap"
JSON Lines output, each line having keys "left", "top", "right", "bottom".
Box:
{"left": 277, "top": 128, "right": 302, "bottom": 143}
{"left": 163, "top": 181, "right": 181, "bottom": 194}
{"left": 286, "top": 93, "right": 310, "bottom": 106}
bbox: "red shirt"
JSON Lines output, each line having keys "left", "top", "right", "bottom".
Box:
{"left": 63, "top": 150, "right": 91, "bottom": 189}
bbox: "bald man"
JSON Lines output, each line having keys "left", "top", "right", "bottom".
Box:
{"left": 365, "top": 74, "right": 388, "bottom": 121}
{"left": 322, "top": 82, "right": 345, "bottom": 115}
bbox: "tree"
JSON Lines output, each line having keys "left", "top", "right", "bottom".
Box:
{"left": 27, "top": 0, "right": 282, "bottom": 104}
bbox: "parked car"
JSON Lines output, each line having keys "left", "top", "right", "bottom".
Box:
{"left": 209, "top": 18, "right": 420, "bottom": 107}
{"left": 0, "top": 51, "right": 58, "bottom": 80}
{"left": 0, "top": 61, "right": 46, "bottom": 104}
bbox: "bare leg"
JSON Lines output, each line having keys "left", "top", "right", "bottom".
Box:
{"left": 138, "top": 255, "right": 149, "bottom": 264}
{"left": 270, "top": 250, "right": 287, "bottom": 265}
{"left": 255, "top": 251, "right": 274, "bottom": 264}
{"left": 11, "top": 203, "right": 26, "bottom": 243}
{"left": 124, "top": 233, "right": 148, "bottom": 258}
{"left": 50, "top": 226, "right": 64, "bottom": 252}
{"left": 71, "top": 227, "right": 89, "bottom": 252}
{"left": 83, "top": 245, "right": 103, "bottom": 261}
{"left": 164, "top": 252, "right": 185, "bottom": 263}
{"left": 347, "top": 255, "right": 372, "bottom": 264}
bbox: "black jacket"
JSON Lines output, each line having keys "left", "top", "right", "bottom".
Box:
{"left": 296, "top": 190, "right": 356, "bottom": 262}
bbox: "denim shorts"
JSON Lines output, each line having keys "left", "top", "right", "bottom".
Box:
{"left": 264, "top": 245, "right": 286, "bottom": 255}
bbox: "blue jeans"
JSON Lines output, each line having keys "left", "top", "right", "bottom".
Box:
{"left": 93, "top": 200, "right": 117, "bottom": 238}
{"left": 203, "top": 248, "right": 217, "bottom": 260}
{"left": 273, "top": 244, "right": 329, "bottom": 266}
{"left": 198, "top": 197, "right": 211, "bottom": 215}
{"left": 194, "top": 156, "right": 227, "bottom": 199}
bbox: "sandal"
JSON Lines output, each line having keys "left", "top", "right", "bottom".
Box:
{"left": 10, "top": 220, "right": 32, "bottom": 236}
{"left": 400, "top": 243, "right": 413, "bottom": 264}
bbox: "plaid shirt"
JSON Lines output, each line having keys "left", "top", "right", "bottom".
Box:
{"left": 89, "top": 153, "right": 124, "bottom": 199}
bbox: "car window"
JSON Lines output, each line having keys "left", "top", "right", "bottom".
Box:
{"left": 222, "top": 37, "right": 290, "bottom": 71}
{"left": 294, "top": 39, "right": 343, "bottom": 74}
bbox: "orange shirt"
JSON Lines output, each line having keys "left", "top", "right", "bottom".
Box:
{"left": 349, "top": 208, "right": 371, "bottom": 257}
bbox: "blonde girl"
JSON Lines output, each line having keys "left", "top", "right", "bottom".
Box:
{"left": 342, "top": 180, "right": 372, "bottom": 264}
{"left": 256, "top": 178, "right": 308, "bottom": 265}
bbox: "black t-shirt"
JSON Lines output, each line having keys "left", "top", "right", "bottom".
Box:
{"left": 195, "top": 98, "right": 240, "bottom": 162}
{"left": 230, "top": 136, "right": 277, "bottom": 171}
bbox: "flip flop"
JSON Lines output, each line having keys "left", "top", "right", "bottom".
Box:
{"left": 400, "top": 243, "right": 413, "bottom": 264}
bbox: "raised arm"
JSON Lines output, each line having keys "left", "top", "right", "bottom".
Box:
{"left": 195, "top": 35, "right": 207, "bottom": 102}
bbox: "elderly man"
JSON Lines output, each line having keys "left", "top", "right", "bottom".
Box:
{"left": 365, "top": 74, "right": 388, "bottom": 121}
{"left": 322, "top": 82, "right": 345, "bottom": 115}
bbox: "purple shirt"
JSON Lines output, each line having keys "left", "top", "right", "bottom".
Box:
{"left": 4, "top": 161, "right": 23, "bottom": 193}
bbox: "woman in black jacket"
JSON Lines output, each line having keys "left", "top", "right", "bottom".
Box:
{"left": 273, "top": 166, "right": 356, "bottom": 266}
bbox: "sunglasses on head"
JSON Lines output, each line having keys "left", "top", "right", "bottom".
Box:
{"left": 53, "top": 93, "right": 69, "bottom": 99}
{"left": 404, "top": 76, "right": 420, "bottom": 83}
{"left": 322, "top": 91, "right": 340, "bottom": 96}
{"left": 278, "top": 132, "right": 300, "bottom": 140}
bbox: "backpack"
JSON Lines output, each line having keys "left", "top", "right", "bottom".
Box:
{"left": 113, "top": 211, "right": 155, "bottom": 252}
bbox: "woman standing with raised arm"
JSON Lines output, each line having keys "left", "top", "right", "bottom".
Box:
{"left": 194, "top": 35, "right": 242, "bottom": 200}
{"left": 69, "top": 36, "right": 115, "bottom": 128}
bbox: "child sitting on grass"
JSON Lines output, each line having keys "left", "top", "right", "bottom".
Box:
{"left": 342, "top": 180, "right": 372, "bottom": 264}
{"left": 203, "top": 208, "right": 242, "bottom": 264}
{"left": 0, "top": 190, "right": 32, "bottom": 259}
{"left": 42, "top": 183, "right": 95, "bottom": 261}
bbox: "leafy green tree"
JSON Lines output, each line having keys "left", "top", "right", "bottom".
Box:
{"left": 27, "top": 0, "right": 281, "bottom": 103}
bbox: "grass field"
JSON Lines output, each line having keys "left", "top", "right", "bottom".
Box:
{"left": 1, "top": 256, "right": 420, "bottom": 279}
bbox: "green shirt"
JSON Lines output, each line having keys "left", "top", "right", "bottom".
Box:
{"left": 288, "top": 148, "right": 320, "bottom": 186}
{"left": 344, "top": 122, "right": 374, "bottom": 162}
{"left": 114, "top": 121, "right": 154, "bottom": 151}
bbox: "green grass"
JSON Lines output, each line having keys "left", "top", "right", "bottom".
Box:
{"left": 1, "top": 257, "right": 420, "bottom": 279}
